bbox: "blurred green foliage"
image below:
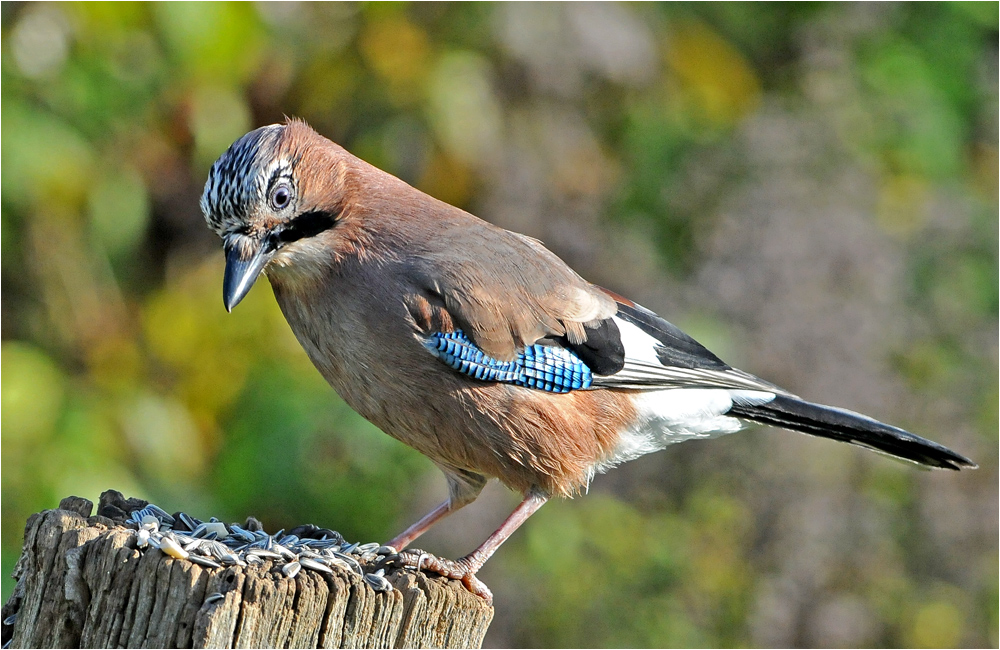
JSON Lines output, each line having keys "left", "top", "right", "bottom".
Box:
{"left": 2, "top": 3, "right": 996, "bottom": 647}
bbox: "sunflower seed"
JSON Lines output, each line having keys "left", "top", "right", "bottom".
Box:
{"left": 281, "top": 561, "right": 301, "bottom": 578}
{"left": 271, "top": 543, "right": 297, "bottom": 561}
{"left": 229, "top": 524, "right": 256, "bottom": 543}
{"left": 325, "top": 557, "right": 353, "bottom": 572}
{"left": 219, "top": 552, "right": 244, "bottom": 566}
{"left": 299, "top": 557, "right": 333, "bottom": 574}
{"left": 176, "top": 512, "right": 200, "bottom": 531}
{"left": 126, "top": 507, "right": 150, "bottom": 525}
{"left": 204, "top": 592, "right": 225, "bottom": 605}
{"left": 330, "top": 551, "right": 363, "bottom": 575}
{"left": 204, "top": 540, "right": 231, "bottom": 560}
{"left": 146, "top": 504, "right": 175, "bottom": 524}
{"left": 364, "top": 570, "right": 392, "bottom": 593}
{"left": 188, "top": 555, "right": 222, "bottom": 569}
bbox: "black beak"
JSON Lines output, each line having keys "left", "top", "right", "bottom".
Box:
{"left": 223, "top": 235, "right": 274, "bottom": 312}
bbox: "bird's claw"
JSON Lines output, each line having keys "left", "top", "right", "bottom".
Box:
{"left": 379, "top": 549, "right": 493, "bottom": 605}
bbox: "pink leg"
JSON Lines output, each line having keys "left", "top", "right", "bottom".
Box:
{"left": 387, "top": 467, "right": 487, "bottom": 550}
{"left": 389, "top": 492, "right": 549, "bottom": 604}
{"left": 387, "top": 500, "right": 451, "bottom": 551}
{"left": 457, "top": 492, "right": 547, "bottom": 571}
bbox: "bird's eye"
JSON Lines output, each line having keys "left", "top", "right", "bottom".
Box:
{"left": 270, "top": 183, "right": 292, "bottom": 210}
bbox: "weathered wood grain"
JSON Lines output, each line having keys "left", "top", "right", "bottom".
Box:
{"left": 1, "top": 494, "right": 493, "bottom": 649}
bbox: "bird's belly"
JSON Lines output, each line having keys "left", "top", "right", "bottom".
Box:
{"left": 319, "top": 349, "right": 634, "bottom": 494}
{"left": 303, "top": 336, "right": 639, "bottom": 495}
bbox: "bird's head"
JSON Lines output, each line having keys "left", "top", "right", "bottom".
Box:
{"left": 201, "top": 119, "right": 352, "bottom": 311}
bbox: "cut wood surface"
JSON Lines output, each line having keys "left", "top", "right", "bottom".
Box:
{"left": 1, "top": 492, "right": 493, "bottom": 649}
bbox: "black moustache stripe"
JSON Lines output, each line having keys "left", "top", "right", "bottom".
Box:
{"left": 276, "top": 210, "right": 339, "bottom": 244}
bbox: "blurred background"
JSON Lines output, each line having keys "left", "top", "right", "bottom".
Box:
{"left": 2, "top": 2, "right": 997, "bottom": 647}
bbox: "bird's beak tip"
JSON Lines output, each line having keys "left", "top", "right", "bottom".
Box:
{"left": 223, "top": 235, "right": 272, "bottom": 313}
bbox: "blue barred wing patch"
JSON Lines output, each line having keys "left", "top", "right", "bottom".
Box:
{"left": 423, "top": 330, "right": 593, "bottom": 393}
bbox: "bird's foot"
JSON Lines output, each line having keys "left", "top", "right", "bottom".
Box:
{"left": 380, "top": 549, "right": 492, "bottom": 605}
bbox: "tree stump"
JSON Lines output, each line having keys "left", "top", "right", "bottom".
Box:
{"left": 1, "top": 493, "right": 493, "bottom": 649}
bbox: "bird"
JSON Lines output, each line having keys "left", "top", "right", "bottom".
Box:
{"left": 201, "top": 118, "right": 976, "bottom": 603}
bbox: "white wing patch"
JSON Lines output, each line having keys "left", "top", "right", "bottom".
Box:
{"left": 595, "top": 315, "right": 788, "bottom": 394}
{"left": 614, "top": 316, "right": 663, "bottom": 364}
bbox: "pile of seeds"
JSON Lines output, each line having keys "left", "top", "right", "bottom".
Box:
{"left": 127, "top": 504, "right": 394, "bottom": 593}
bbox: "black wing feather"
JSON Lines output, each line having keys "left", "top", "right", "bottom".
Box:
{"left": 615, "top": 301, "right": 730, "bottom": 370}
{"left": 562, "top": 318, "right": 625, "bottom": 375}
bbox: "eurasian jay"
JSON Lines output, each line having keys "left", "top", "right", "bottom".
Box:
{"left": 201, "top": 119, "right": 976, "bottom": 603}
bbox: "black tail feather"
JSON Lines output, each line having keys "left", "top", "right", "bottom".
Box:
{"left": 728, "top": 395, "right": 977, "bottom": 470}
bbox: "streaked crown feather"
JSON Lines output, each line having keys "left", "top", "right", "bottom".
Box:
{"left": 201, "top": 124, "right": 289, "bottom": 236}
